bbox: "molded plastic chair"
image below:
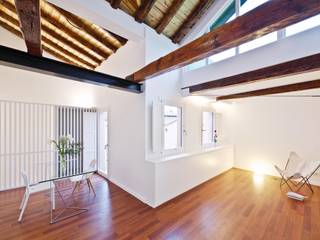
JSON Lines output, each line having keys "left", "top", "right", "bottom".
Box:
{"left": 18, "top": 171, "right": 53, "bottom": 222}
{"left": 70, "top": 159, "right": 97, "bottom": 195}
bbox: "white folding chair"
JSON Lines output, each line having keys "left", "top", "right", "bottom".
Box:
{"left": 295, "top": 160, "right": 320, "bottom": 193}
{"left": 70, "top": 159, "right": 97, "bottom": 195}
{"left": 274, "top": 152, "right": 306, "bottom": 191}
{"left": 18, "top": 171, "right": 54, "bottom": 222}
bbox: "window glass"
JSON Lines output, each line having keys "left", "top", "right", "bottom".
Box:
{"left": 286, "top": 14, "right": 320, "bottom": 37}
{"left": 240, "top": 0, "right": 269, "bottom": 15}
{"left": 208, "top": 48, "right": 236, "bottom": 63}
{"left": 239, "top": 32, "right": 277, "bottom": 53}
{"left": 186, "top": 59, "right": 207, "bottom": 72}
{"left": 164, "top": 105, "right": 182, "bottom": 150}
{"left": 202, "top": 112, "right": 215, "bottom": 145}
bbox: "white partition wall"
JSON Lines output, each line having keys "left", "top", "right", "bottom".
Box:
{"left": 0, "top": 100, "right": 97, "bottom": 191}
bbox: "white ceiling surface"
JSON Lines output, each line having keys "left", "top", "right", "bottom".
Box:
{"left": 193, "top": 70, "right": 320, "bottom": 97}
{"left": 47, "top": 0, "right": 144, "bottom": 42}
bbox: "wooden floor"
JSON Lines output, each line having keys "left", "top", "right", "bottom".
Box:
{"left": 0, "top": 168, "right": 320, "bottom": 240}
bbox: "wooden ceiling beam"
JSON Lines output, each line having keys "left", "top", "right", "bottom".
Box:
{"left": 172, "top": 0, "right": 215, "bottom": 43}
{"left": 188, "top": 53, "right": 320, "bottom": 93}
{"left": 52, "top": 4, "right": 127, "bottom": 52}
{"left": 217, "top": 79, "right": 320, "bottom": 101}
{"left": 135, "top": 0, "right": 157, "bottom": 23}
{"left": 0, "top": 7, "right": 97, "bottom": 69}
{"left": 127, "top": 0, "right": 320, "bottom": 82}
{"left": 40, "top": 3, "right": 112, "bottom": 59}
{"left": 156, "top": 0, "right": 186, "bottom": 34}
{"left": 14, "top": 0, "right": 42, "bottom": 56}
{"left": 0, "top": 1, "right": 104, "bottom": 64}
{"left": 109, "top": 0, "right": 122, "bottom": 9}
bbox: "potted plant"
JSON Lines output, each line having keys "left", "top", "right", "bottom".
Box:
{"left": 50, "top": 135, "right": 82, "bottom": 170}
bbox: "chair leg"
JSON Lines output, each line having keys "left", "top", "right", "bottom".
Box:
{"left": 305, "top": 178, "right": 314, "bottom": 193}
{"left": 19, "top": 192, "right": 26, "bottom": 210}
{"left": 18, "top": 193, "right": 29, "bottom": 222}
{"left": 88, "top": 179, "right": 96, "bottom": 196}
{"left": 72, "top": 182, "right": 79, "bottom": 195}
{"left": 51, "top": 184, "right": 55, "bottom": 210}
{"left": 283, "top": 177, "right": 294, "bottom": 191}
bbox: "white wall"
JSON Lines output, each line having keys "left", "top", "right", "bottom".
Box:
{"left": 0, "top": 27, "right": 156, "bottom": 205}
{"left": 182, "top": 26, "right": 320, "bottom": 90}
{"left": 219, "top": 96, "right": 320, "bottom": 185}
{"left": 143, "top": 28, "right": 234, "bottom": 206}
{"left": 155, "top": 146, "right": 233, "bottom": 206}
{"left": 181, "top": 26, "right": 320, "bottom": 186}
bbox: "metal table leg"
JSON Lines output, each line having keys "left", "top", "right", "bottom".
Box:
{"left": 50, "top": 180, "right": 88, "bottom": 224}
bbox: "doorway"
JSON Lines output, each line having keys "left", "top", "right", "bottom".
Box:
{"left": 98, "top": 112, "right": 109, "bottom": 178}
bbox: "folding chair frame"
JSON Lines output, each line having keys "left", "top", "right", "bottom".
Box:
{"left": 295, "top": 163, "right": 320, "bottom": 193}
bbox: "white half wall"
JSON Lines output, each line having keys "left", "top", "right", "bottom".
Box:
{"left": 154, "top": 146, "right": 234, "bottom": 207}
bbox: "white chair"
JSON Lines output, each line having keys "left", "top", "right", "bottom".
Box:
{"left": 295, "top": 160, "right": 320, "bottom": 193}
{"left": 70, "top": 159, "right": 97, "bottom": 195}
{"left": 274, "top": 152, "right": 306, "bottom": 191}
{"left": 18, "top": 171, "right": 54, "bottom": 222}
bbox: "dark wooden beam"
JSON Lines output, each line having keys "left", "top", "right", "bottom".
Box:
{"left": 0, "top": 45, "right": 142, "bottom": 93}
{"left": 52, "top": 4, "right": 127, "bottom": 52}
{"left": 156, "top": 0, "right": 186, "bottom": 34}
{"left": 127, "top": 0, "right": 320, "bottom": 82}
{"left": 40, "top": 5, "right": 111, "bottom": 59}
{"left": 1, "top": 1, "right": 102, "bottom": 64}
{"left": 14, "top": 0, "right": 42, "bottom": 56}
{"left": 0, "top": 9, "right": 96, "bottom": 69}
{"left": 109, "top": 0, "right": 122, "bottom": 9}
{"left": 188, "top": 53, "right": 320, "bottom": 93}
{"left": 135, "top": 0, "right": 157, "bottom": 23}
{"left": 172, "top": 0, "right": 215, "bottom": 43}
{"left": 217, "top": 79, "right": 320, "bottom": 101}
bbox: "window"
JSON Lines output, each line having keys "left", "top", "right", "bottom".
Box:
{"left": 163, "top": 105, "right": 182, "bottom": 151}
{"left": 209, "top": 48, "right": 236, "bottom": 63}
{"left": 186, "top": 59, "right": 207, "bottom": 71}
{"left": 202, "top": 112, "right": 216, "bottom": 145}
{"left": 239, "top": 32, "right": 277, "bottom": 53}
{"left": 239, "top": 0, "right": 268, "bottom": 15}
{"left": 286, "top": 14, "right": 320, "bottom": 37}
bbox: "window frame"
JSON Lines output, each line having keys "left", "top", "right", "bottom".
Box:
{"left": 201, "top": 109, "right": 216, "bottom": 148}
{"left": 161, "top": 101, "right": 184, "bottom": 156}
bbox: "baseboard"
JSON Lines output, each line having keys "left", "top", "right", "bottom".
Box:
{"left": 107, "top": 176, "right": 154, "bottom": 208}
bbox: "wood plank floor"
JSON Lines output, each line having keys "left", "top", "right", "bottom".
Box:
{"left": 0, "top": 168, "right": 319, "bottom": 240}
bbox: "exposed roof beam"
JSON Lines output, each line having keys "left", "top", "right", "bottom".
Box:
{"left": 217, "top": 79, "right": 320, "bottom": 101}
{"left": 14, "top": 0, "right": 42, "bottom": 56}
{"left": 53, "top": 4, "right": 127, "bottom": 52}
{"left": 127, "top": 0, "right": 320, "bottom": 82}
{"left": 0, "top": 7, "right": 97, "bottom": 69}
{"left": 109, "top": 0, "right": 122, "bottom": 9}
{"left": 1, "top": 0, "right": 104, "bottom": 64}
{"left": 0, "top": 16, "right": 94, "bottom": 69}
{"left": 156, "top": 0, "right": 186, "bottom": 34}
{"left": 0, "top": 45, "right": 142, "bottom": 93}
{"left": 172, "top": 0, "right": 215, "bottom": 43}
{"left": 135, "top": 0, "right": 157, "bottom": 23}
{"left": 41, "top": 2, "right": 112, "bottom": 59}
{"left": 188, "top": 53, "right": 320, "bottom": 93}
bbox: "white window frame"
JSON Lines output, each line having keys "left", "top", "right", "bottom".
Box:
{"left": 201, "top": 109, "right": 216, "bottom": 148}
{"left": 161, "top": 100, "right": 184, "bottom": 156}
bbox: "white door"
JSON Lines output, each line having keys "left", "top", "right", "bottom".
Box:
{"left": 98, "top": 112, "right": 108, "bottom": 177}
{"left": 83, "top": 112, "right": 97, "bottom": 171}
